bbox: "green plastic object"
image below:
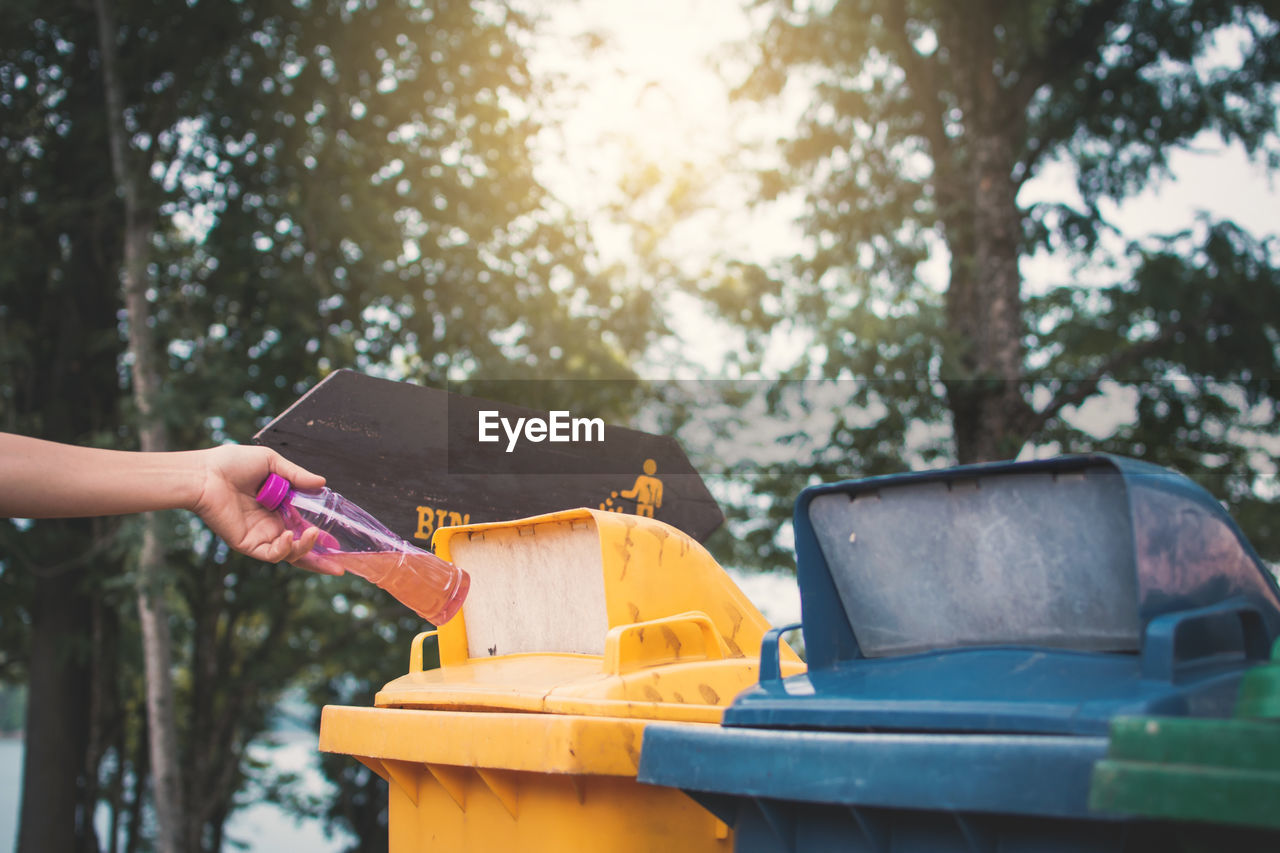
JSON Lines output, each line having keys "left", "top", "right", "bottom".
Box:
{"left": 1089, "top": 639, "right": 1280, "bottom": 833}
{"left": 1236, "top": 636, "right": 1280, "bottom": 719}
{"left": 1090, "top": 717, "right": 1280, "bottom": 829}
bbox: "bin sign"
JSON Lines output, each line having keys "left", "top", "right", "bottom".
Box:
{"left": 253, "top": 369, "right": 724, "bottom": 545}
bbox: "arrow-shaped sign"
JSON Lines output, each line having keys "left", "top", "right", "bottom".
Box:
{"left": 253, "top": 369, "right": 724, "bottom": 543}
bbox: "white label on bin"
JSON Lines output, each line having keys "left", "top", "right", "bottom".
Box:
{"left": 451, "top": 518, "right": 608, "bottom": 657}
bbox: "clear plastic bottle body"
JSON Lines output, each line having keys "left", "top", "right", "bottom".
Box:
{"left": 257, "top": 474, "right": 469, "bottom": 625}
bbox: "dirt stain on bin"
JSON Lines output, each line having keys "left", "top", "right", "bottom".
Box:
{"left": 619, "top": 725, "right": 640, "bottom": 769}
{"left": 614, "top": 521, "right": 637, "bottom": 580}
{"left": 661, "top": 626, "right": 683, "bottom": 658}
{"left": 722, "top": 603, "right": 745, "bottom": 657}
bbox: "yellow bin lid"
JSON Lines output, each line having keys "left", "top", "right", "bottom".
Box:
{"left": 373, "top": 508, "right": 804, "bottom": 723}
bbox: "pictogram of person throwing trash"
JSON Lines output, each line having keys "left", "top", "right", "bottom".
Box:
{"left": 600, "top": 458, "right": 664, "bottom": 517}
{"left": 620, "top": 458, "right": 663, "bottom": 517}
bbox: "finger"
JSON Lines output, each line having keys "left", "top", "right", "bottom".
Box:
{"left": 288, "top": 528, "right": 343, "bottom": 575}
{"left": 265, "top": 529, "right": 294, "bottom": 563}
{"left": 270, "top": 451, "right": 326, "bottom": 491}
{"left": 293, "top": 525, "right": 321, "bottom": 556}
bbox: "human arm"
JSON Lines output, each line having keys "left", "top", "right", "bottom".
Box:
{"left": 0, "top": 433, "right": 335, "bottom": 571}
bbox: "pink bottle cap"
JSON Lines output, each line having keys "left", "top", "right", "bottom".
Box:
{"left": 255, "top": 473, "right": 292, "bottom": 510}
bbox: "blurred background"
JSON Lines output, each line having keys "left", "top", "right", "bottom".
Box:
{"left": 1, "top": 0, "right": 1278, "bottom": 850}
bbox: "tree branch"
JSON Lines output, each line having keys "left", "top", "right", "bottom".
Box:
{"left": 1020, "top": 319, "right": 1190, "bottom": 440}
{"left": 1011, "top": 0, "right": 1128, "bottom": 112}
{"left": 1012, "top": 0, "right": 1129, "bottom": 185}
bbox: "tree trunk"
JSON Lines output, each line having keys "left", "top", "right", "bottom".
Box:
{"left": 14, "top": 158, "right": 121, "bottom": 853}
{"left": 92, "top": 2, "right": 186, "bottom": 851}
{"left": 16, "top": 553, "right": 93, "bottom": 853}
{"left": 942, "top": 7, "right": 1031, "bottom": 463}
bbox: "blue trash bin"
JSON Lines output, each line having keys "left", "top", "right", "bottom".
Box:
{"left": 639, "top": 455, "right": 1280, "bottom": 852}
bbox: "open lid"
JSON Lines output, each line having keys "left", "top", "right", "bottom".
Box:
{"left": 726, "top": 455, "right": 1280, "bottom": 734}
{"left": 373, "top": 508, "right": 803, "bottom": 721}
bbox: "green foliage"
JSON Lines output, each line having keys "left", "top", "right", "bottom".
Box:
{"left": 0, "top": 4, "right": 134, "bottom": 845}
{"left": 2, "top": 0, "right": 662, "bottom": 849}
{"left": 702, "top": 0, "right": 1280, "bottom": 571}
{"left": 1030, "top": 219, "right": 1280, "bottom": 555}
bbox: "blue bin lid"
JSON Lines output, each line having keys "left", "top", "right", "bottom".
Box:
{"left": 726, "top": 455, "right": 1280, "bottom": 735}
{"left": 637, "top": 723, "right": 1112, "bottom": 820}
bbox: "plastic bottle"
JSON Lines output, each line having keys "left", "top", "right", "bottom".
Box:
{"left": 255, "top": 473, "right": 470, "bottom": 625}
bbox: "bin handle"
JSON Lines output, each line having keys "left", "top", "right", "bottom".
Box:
{"left": 409, "top": 630, "right": 440, "bottom": 674}
{"left": 1141, "top": 599, "right": 1270, "bottom": 682}
{"left": 759, "top": 622, "right": 802, "bottom": 683}
{"left": 604, "top": 611, "right": 728, "bottom": 676}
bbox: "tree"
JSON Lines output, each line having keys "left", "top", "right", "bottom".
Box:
{"left": 2, "top": 0, "right": 661, "bottom": 849}
{"left": 93, "top": 0, "right": 188, "bottom": 848}
{"left": 0, "top": 5, "right": 128, "bottom": 848}
{"left": 703, "top": 0, "right": 1280, "bottom": 566}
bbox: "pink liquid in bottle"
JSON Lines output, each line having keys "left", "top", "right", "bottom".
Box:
{"left": 329, "top": 550, "right": 469, "bottom": 625}
{"left": 256, "top": 473, "right": 470, "bottom": 625}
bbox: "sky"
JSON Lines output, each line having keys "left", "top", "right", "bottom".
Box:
{"left": 530, "top": 0, "right": 807, "bottom": 374}
{"left": 537, "top": 0, "right": 1279, "bottom": 244}
{"left": 530, "top": 0, "right": 1280, "bottom": 378}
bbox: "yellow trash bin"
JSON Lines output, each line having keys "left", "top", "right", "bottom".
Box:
{"left": 319, "top": 508, "right": 804, "bottom": 852}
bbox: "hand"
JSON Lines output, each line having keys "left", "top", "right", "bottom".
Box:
{"left": 188, "top": 445, "right": 341, "bottom": 575}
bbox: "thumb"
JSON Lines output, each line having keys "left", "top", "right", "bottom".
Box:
{"left": 269, "top": 452, "right": 326, "bottom": 491}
